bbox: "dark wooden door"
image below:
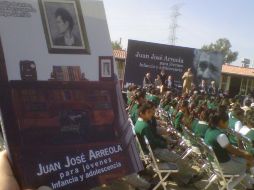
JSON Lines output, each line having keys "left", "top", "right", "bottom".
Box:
{"left": 229, "top": 76, "right": 242, "bottom": 97}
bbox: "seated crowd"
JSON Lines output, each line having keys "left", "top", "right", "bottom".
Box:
{"left": 125, "top": 80, "right": 254, "bottom": 190}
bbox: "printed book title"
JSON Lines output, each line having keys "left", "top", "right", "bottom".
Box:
{"left": 36, "top": 145, "right": 123, "bottom": 189}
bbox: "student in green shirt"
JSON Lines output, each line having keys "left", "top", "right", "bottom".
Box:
{"left": 126, "top": 84, "right": 137, "bottom": 106}
{"left": 129, "top": 90, "right": 145, "bottom": 125}
{"left": 135, "top": 103, "right": 167, "bottom": 152}
{"left": 146, "top": 88, "right": 160, "bottom": 107}
{"left": 240, "top": 109, "right": 254, "bottom": 155}
{"left": 204, "top": 112, "right": 254, "bottom": 189}
{"left": 147, "top": 101, "right": 169, "bottom": 139}
{"left": 229, "top": 105, "right": 244, "bottom": 132}
{"left": 168, "top": 100, "right": 178, "bottom": 118}
{"left": 135, "top": 103, "right": 199, "bottom": 185}
{"left": 160, "top": 91, "right": 172, "bottom": 110}
{"left": 193, "top": 109, "right": 210, "bottom": 139}
{"left": 228, "top": 106, "right": 244, "bottom": 146}
{"left": 174, "top": 100, "right": 189, "bottom": 132}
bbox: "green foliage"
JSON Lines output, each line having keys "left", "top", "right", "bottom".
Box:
{"left": 112, "top": 40, "right": 122, "bottom": 50}
{"left": 201, "top": 38, "right": 238, "bottom": 63}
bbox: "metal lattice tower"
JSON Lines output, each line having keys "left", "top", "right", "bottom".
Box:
{"left": 169, "top": 4, "right": 182, "bottom": 45}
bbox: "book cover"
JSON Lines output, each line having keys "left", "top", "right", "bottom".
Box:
{"left": 0, "top": 0, "right": 142, "bottom": 189}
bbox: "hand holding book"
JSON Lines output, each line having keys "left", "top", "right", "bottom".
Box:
{"left": 0, "top": 151, "right": 52, "bottom": 190}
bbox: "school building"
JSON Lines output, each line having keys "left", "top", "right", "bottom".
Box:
{"left": 113, "top": 50, "right": 254, "bottom": 97}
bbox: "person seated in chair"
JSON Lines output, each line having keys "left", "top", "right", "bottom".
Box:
{"left": 193, "top": 108, "right": 210, "bottom": 139}
{"left": 135, "top": 103, "right": 200, "bottom": 185}
{"left": 129, "top": 90, "right": 146, "bottom": 125}
{"left": 204, "top": 111, "right": 254, "bottom": 189}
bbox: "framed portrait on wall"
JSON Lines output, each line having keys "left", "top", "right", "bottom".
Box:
{"left": 39, "top": 0, "right": 90, "bottom": 54}
{"left": 99, "top": 56, "right": 114, "bottom": 81}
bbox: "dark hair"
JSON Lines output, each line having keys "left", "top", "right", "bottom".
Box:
{"left": 246, "top": 109, "right": 254, "bottom": 127}
{"left": 128, "top": 84, "right": 137, "bottom": 92}
{"left": 134, "top": 90, "right": 146, "bottom": 100}
{"left": 55, "top": 8, "right": 74, "bottom": 31}
{"left": 138, "top": 103, "right": 152, "bottom": 116}
{"left": 232, "top": 106, "right": 244, "bottom": 119}
{"left": 218, "top": 105, "right": 227, "bottom": 114}
{"left": 245, "top": 99, "right": 252, "bottom": 107}
{"left": 200, "top": 109, "right": 211, "bottom": 122}
{"left": 209, "top": 112, "right": 229, "bottom": 127}
{"left": 147, "top": 101, "right": 156, "bottom": 108}
{"left": 181, "top": 100, "right": 189, "bottom": 108}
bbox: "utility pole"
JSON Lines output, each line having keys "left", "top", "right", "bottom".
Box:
{"left": 169, "top": 4, "right": 182, "bottom": 45}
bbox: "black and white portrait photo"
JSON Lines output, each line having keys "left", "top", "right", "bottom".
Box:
{"left": 39, "top": 0, "right": 90, "bottom": 54}
{"left": 102, "top": 61, "right": 111, "bottom": 77}
{"left": 193, "top": 50, "right": 223, "bottom": 86}
{"left": 99, "top": 56, "right": 114, "bottom": 81}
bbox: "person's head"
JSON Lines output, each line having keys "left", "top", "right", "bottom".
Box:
{"left": 128, "top": 84, "right": 138, "bottom": 92}
{"left": 232, "top": 105, "right": 244, "bottom": 121}
{"left": 168, "top": 75, "right": 172, "bottom": 80}
{"left": 55, "top": 8, "right": 74, "bottom": 34}
{"left": 171, "top": 99, "right": 177, "bottom": 109}
{"left": 180, "top": 100, "right": 189, "bottom": 112}
{"left": 147, "top": 101, "right": 156, "bottom": 116}
{"left": 146, "top": 73, "right": 151, "bottom": 79}
{"left": 150, "top": 88, "right": 157, "bottom": 95}
{"left": 201, "top": 79, "right": 206, "bottom": 85}
{"left": 211, "top": 80, "right": 215, "bottom": 87}
{"left": 209, "top": 112, "right": 229, "bottom": 129}
{"left": 134, "top": 90, "right": 146, "bottom": 104}
{"left": 161, "top": 69, "right": 165, "bottom": 75}
{"left": 218, "top": 104, "right": 227, "bottom": 115}
{"left": 245, "top": 109, "right": 254, "bottom": 128}
{"left": 187, "top": 68, "right": 191, "bottom": 73}
{"left": 138, "top": 103, "right": 153, "bottom": 121}
{"left": 156, "top": 74, "right": 161, "bottom": 80}
{"left": 245, "top": 99, "right": 252, "bottom": 107}
{"left": 199, "top": 109, "right": 210, "bottom": 122}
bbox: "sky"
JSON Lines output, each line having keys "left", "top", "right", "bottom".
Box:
{"left": 103, "top": 0, "right": 254, "bottom": 66}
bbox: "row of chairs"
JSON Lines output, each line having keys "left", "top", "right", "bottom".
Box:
{"left": 181, "top": 125, "right": 250, "bottom": 190}
{"left": 130, "top": 106, "right": 253, "bottom": 190}
{"left": 129, "top": 118, "right": 178, "bottom": 190}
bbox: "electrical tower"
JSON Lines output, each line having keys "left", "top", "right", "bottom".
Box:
{"left": 169, "top": 4, "right": 182, "bottom": 45}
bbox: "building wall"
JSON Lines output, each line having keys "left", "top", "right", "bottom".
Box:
{"left": 221, "top": 73, "right": 254, "bottom": 95}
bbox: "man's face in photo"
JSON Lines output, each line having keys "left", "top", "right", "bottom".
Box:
{"left": 196, "top": 52, "right": 220, "bottom": 81}
{"left": 56, "top": 16, "right": 69, "bottom": 35}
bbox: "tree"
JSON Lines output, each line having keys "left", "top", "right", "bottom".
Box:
{"left": 112, "top": 40, "right": 122, "bottom": 50}
{"left": 201, "top": 38, "right": 238, "bottom": 63}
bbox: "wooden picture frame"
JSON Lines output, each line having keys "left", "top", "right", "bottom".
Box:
{"left": 99, "top": 56, "right": 114, "bottom": 81}
{"left": 39, "top": 0, "right": 90, "bottom": 54}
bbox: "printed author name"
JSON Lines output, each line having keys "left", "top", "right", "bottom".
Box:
{"left": 37, "top": 145, "right": 122, "bottom": 176}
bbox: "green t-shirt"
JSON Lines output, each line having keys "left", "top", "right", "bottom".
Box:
{"left": 193, "top": 121, "right": 209, "bottom": 139}
{"left": 174, "top": 111, "right": 184, "bottom": 132}
{"left": 204, "top": 127, "right": 231, "bottom": 163}
{"left": 169, "top": 107, "right": 176, "bottom": 117}
{"left": 191, "top": 118, "right": 199, "bottom": 132}
{"left": 207, "top": 101, "right": 217, "bottom": 110}
{"left": 135, "top": 118, "right": 167, "bottom": 152}
{"left": 246, "top": 129, "right": 254, "bottom": 143}
{"left": 228, "top": 116, "right": 239, "bottom": 146}
{"left": 244, "top": 129, "right": 254, "bottom": 155}
{"left": 163, "top": 104, "right": 170, "bottom": 112}
{"left": 130, "top": 103, "right": 139, "bottom": 125}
